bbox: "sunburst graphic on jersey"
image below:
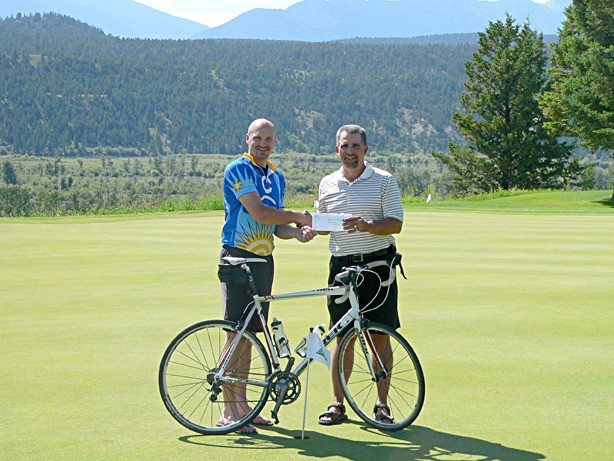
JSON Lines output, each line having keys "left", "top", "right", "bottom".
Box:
{"left": 235, "top": 223, "right": 275, "bottom": 256}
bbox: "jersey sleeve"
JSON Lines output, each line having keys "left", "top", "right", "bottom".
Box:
{"left": 224, "top": 161, "right": 258, "bottom": 199}
{"left": 278, "top": 173, "right": 286, "bottom": 209}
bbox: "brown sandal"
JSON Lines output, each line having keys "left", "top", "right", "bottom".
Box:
{"left": 318, "top": 403, "right": 348, "bottom": 425}
{"left": 374, "top": 403, "right": 394, "bottom": 424}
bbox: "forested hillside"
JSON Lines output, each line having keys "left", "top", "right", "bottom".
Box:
{"left": 0, "top": 13, "right": 472, "bottom": 157}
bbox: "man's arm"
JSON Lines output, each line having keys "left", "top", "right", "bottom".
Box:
{"left": 343, "top": 216, "right": 403, "bottom": 235}
{"left": 343, "top": 175, "right": 403, "bottom": 235}
{"left": 274, "top": 224, "right": 317, "bottom": 242}
{"left": 239, "top": 192, "right": 312, "bottom": 227}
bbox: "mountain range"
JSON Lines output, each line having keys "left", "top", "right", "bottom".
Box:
{"left": 193, "top": 0, "right": 570, "bottom": 41}
{"left": 0, "top": 0, "right": 570, "bottom": 41}
{"left": 0, "top": 0, "right": 208, "bottom": 39}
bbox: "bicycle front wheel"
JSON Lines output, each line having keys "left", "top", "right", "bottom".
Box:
{"left": 159, "top": 320, "right": 272, "bottom": 435}
{"left": 337, "top": 322, "right": 425, "bottom": 431}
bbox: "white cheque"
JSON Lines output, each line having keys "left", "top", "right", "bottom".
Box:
{"left": 312, "top": 213, "right": 351, "bottom": 232}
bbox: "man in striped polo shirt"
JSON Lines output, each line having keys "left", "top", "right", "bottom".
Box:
{"left": 317, "top": 124, "right": 403, "bottom": 426}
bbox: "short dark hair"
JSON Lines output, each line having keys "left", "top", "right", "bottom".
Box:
{"left": 336, "top": 124, "right": 367, "bottom": 146}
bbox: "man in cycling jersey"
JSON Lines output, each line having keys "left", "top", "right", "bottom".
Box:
{"left": 219, "top": 118, "right": 316, "bottom": 434}
{"left": 317, "top": 124, "right": 403, "bottom": 426}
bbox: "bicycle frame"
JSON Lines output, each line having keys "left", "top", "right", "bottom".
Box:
{"left": 213, "top": 261, "right": 393, "bottom": 421}
{"left": 159, "top": 252, "right": 426, "bottom": 434}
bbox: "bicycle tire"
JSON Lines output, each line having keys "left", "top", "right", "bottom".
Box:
{"left": 159, "top": 320, "right": 272, "bottom": 435}
{"left": 337, "top": 322, "right": 425, "bottom": 431}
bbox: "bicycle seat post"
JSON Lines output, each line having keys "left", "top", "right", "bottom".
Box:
{"left": 241, "top": 263, "right": 259, "bottom": 294}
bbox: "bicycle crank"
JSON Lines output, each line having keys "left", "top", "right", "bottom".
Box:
{"left": 269, "top": 371, "right": 301, "bottom": 405}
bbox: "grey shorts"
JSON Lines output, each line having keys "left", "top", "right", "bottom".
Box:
{"left": 220, "top": 245, "right": 273, "bottom": 332}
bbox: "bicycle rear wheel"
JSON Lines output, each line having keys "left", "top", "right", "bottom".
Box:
{"left": 337, "top": 322, "right": 425, "bottom": 431}
{"left": 159, "top": 320, "right": 272, "bottom": 434}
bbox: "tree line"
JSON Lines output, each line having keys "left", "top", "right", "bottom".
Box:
{"left": 434, "top": 3, "right": 612, "bottom": 197}
{"left": 0, "top": 5, "right": 611, "bottom": 216}
{"left": 0, "top": 151, "right": 449, "bottom": 216}
{"left": 0, "top": 13, "right": 472, "bottom": 157}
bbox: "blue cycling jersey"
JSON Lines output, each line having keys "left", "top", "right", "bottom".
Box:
{"left": 221, "top": 153, "right": 286, "bottom": 256}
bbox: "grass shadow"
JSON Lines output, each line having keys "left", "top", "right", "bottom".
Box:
{"left": 593, "top": 198, "right": 614, "bottom": 208}
{"left": 179, "top": 423, "right": 545, "bottom": 461}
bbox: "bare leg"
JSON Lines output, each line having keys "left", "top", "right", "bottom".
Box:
{"left": 219, "top": 333, "right": 258, "bottom": 433}
{"left": 320, "top": 336, "right": 354, "bottom": 423}
{"left": 372, "top": 332, "right": 393, "bottom": 422}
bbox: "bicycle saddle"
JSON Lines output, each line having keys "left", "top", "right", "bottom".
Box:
{"left": 222, "top": 256, "right": 267, "bottom": 265}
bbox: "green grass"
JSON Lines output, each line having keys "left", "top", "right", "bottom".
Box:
{"left": 404, "top": 189, "right": 613, "bottom": 213}
{"left": 1, "top": 191, "right": 612, "bottom": 460}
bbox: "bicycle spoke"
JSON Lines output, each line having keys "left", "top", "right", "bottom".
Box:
{"left": 337, "top": 323, "right": 425, "bottom": 430}
{"left": 159, "top": 320, "right": 272, "bottom": 434}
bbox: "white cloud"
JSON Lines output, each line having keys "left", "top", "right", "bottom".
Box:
{"left": 133, "top": 0, "right": 301, "bottom": 27}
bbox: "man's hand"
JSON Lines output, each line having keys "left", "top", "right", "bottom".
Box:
{"left": 295, "top": 226, "right": 317, "bottom": 243}
{"left": 343, "top": 216, "right": 402, "bottom": 235}
{"left": 239, "top": 193, "right": 313, "bottom": 227}
{"left": 294, "top": 210, "right": 313, "bottom": 228}
{"left": 343, "top": 216, "right": 364, "bottom": 233}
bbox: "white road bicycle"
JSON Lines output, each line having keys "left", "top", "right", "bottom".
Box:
{"left": 158, "top": 253, "right": 425, "bottom": 435}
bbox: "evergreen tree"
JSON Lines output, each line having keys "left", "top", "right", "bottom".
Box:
{"left": 0, "top": 13, "right": 473, "bottom": 157}
{"left": 540, "top": 0, "right": 613, "bottom": 151}
{"left": 539, "top": 0, "right": 613, "bottom": 197}
{"left": 2, "top": 160, "right": 18, "bottom": 185}
{"left": 433, "top": 15, "right": 582, "bottom": 194}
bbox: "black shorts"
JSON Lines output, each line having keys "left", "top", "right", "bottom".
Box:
{"left": 327, "top": 254, "right": 400, "bottom": 331}
{"left": 220, "top": 245, "right": 273, "bottom": 332}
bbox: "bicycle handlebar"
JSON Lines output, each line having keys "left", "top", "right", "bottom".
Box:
{"left": 333, "top": 256, "right": 400, "bottom": 304}
{"left": 221, "top": 253, "right": 404, "bottom": 306}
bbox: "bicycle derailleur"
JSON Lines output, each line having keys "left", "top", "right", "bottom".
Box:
{"left": 205, "top": 367, "right": 223, "bottom": 402}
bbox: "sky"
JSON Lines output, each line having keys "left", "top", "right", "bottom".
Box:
{"left": 133, "top": 0, "right": 302, "bottom": 28}
{"left": 133, "top": 0, "right": 554, "bottom": 28}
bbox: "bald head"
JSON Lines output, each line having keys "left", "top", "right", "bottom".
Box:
{"left": 248, "top": 118, "right": 276, "bottom": 135}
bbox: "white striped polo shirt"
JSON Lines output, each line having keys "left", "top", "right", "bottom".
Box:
{"left": 318, "top": 162, "right": 404, "bottom": 257}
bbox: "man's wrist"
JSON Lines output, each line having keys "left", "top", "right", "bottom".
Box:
{"left": 290, "top": 210, "right": 305, "bottom": 225}
{"left": 286, "top": 210, "right": 298, "bottom": 224}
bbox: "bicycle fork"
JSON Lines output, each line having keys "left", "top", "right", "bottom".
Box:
{"left": 357, "top": 326, "right": 389, "bottom": 382}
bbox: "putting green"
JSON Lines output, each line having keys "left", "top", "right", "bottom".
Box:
{"left": 1, "top": 202, "right": 612, "bottom": 460}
